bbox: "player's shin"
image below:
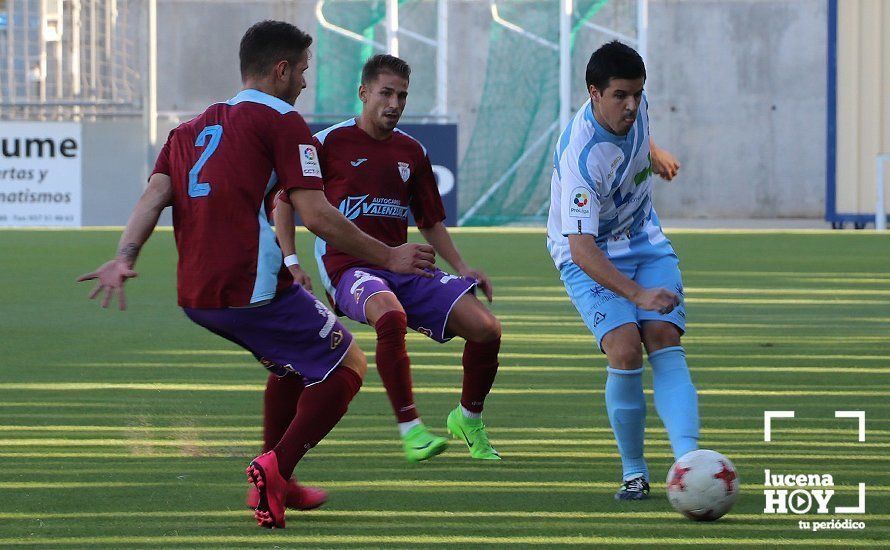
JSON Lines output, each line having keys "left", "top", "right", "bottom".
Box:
{"left": 272, "top": 366, "right": 363, "bottom": 479}
{"left": 460, "top": 337, "right": 501, "bottom": 416}
{"left": 262, "top": 373, "right": 304, "bottom": 452}
{"left": 648, "top": 346, "right": 700, "bottom": 459}
{"left": 605, "top": 366, "right": 648, "bottom": 480}
{"left": 374, "top": 311, "right": 419, "bottom": 426}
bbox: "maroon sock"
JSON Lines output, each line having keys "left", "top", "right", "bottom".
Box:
{"left": 272, "top": 366, "right": 362, "bottom": 479}
{"left": 461, "top": 338, "right": 501, "bottom": 413}
{"left": 262, "top": 373, "right": 304, "bottom": 453}
{"left": 375, "top": 311, "right": 419, "bottom": 423}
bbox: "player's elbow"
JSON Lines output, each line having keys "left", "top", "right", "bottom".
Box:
{"left": 568, "top": 233, "right": 597, "bottom": 265}
{"left": 300, "top": 208, "right": 327, "bottom": 236}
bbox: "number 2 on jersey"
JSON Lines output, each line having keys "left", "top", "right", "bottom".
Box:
{"left": 188, "top": 125, "right": 223, "bottom": 198}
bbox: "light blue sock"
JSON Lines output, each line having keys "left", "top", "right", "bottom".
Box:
{"left": 605, "top": 366, "right": 648, "bottom": 481}
{"left": 649, "top": 346, "right": 700, "bottom": 459}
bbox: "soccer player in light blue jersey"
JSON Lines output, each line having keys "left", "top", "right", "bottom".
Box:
{"left": 546, "top": 41, "right": 699, "bottom": 501}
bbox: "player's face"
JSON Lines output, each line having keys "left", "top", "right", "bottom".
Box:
{"left": 589, "top": 77, "right": 645, "bottom": 135}
{"left": 360, "top": 72, "right": 409, "bottom": 134}
{"left": 281, "top": 51, "right": 309, "bottom": 105}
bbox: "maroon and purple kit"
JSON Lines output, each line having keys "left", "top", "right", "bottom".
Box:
{"left": 154, "top": 89, "right": 353, "bottom": 384}
{"left": 309, "top": 118, "right": 476, "bottom": 342}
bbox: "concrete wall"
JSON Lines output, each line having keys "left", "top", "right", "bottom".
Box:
{"left": 646, "top": 0, "right": 827, "bottom": 219}
{"left": 82, "top": 119, "right": 148, "bottom": 226}
{"left": 144, "top": 0, "right": 828, "bottom": 221}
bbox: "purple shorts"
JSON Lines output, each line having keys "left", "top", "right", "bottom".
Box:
{"left": 183, "top": 285, "right": 354, "bottom": 386}
{"left": 334, "top": 267, "right": 476, "bottom": 343}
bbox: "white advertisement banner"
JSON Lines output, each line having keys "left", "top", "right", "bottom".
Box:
{"left": 0, "top": 122, "right": 82, "bottom": 227}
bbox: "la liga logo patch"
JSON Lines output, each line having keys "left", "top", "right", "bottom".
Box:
{"left": 569, "top": 186, "right": 592, "bottom": 218}
{"left": 299, "top": 144, "right": 322, "bottom": 178}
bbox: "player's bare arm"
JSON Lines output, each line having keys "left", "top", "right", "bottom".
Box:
{"left": 289, "top": 187, "right": 436, "bottom": 277}
{"left": 76, "top": 172, "right": 173, "bottom": 310}
{"left": 272, "top": 198, "right": 313, "bottom": 291}
{"left": 419, "top": 221, "right": 493, "bottom": 302}
{"left": 649, "top": 138, "right": 680, "bottom": 181}
{"left": 568, "top": 233, "right": 679, "bottom": 314}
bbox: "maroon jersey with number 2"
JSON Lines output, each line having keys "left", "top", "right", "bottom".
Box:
{"left": 152, "top": 89, "right": 324, "bottom": 308}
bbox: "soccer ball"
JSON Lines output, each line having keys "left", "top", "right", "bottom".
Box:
{"left": 666, "top": 449, "right": 740, "bottom": 521}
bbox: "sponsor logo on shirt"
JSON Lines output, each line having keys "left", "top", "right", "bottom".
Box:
{"left": 338, "top": 194, "right": 409, "bottom": 221}
{"left": 569, "top": 186, "right": 592, "bottom": 219}
{"left": 350, "top": 158, "right": 368, "bottom": 167}
{"left": 398, "top": 161, "right": 411, "bottom": 182}
{"left": 299, "top": 144, "right": 322, "bottom": 178}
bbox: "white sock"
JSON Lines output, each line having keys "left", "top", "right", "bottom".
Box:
{"left": 398, "top": 418, "right": 422, "bottom": 437}
{"left": 460, "top": 404, "right": 482, "bottom": 420}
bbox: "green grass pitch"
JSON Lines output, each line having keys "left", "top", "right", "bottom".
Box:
{"left": 0, "top": 228, "right": 888, "bottom": 547}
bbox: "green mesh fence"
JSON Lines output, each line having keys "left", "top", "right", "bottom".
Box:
{"left": 314, "top": 0, "right": 437, "bottom": 118}
{"left": 313, "top": 0, "right": 638, "bottom": 225}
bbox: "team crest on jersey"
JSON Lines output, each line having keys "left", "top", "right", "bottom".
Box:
{"left": 569, "top": 186, "right": 592, "bottom": 219}
{"left": 398, "top": 162, "right": 411, "bottom": 182}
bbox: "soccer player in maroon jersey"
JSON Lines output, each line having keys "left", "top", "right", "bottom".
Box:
{"left": 77, "top": 22, "right": 435, "bottom": 529}
{"left": 275, "top": 55, "right": 502, "bottom": 462}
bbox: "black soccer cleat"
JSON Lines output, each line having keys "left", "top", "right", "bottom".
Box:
{"left": 615, "top": 476, "right": 650, "bottom": 501}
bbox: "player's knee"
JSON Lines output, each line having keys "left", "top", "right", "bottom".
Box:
{"left": 342, "top": 344, "right": 368, "bottom": 379}
{"left": 642, "top": 322, "right": 682, "bottom": 353}
{"left": 475, "top": 314, "right": 501, "bottom": 343}
{"left": 607, "top": 344, "right": 644, "bottom": 370}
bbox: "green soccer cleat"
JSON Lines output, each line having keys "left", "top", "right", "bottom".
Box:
{"left": 402, "top": 424, "right": 449, "bottom": 463}
{"left": 446, "top": 407, "right": 501, "bottom": 460}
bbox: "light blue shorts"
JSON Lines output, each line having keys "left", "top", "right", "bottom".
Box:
{"left": 559, "top": 230, "right": 686, "bottom": 351}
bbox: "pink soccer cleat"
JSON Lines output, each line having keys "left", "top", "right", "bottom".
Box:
{"left": 245, "top": 451, "right": 288, "bottom": 528}
{"left": 246, "top": 478, "right": 327, "bottom": 511}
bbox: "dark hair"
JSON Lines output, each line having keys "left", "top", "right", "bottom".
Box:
{"left": 361, "top": 54, "right": 411, "bottom": 85}
{"left": 585, "top": 40, "right": 646, "bottom": 90}
{"left": 239, "top": 20, "right": 312, "bottom": 80}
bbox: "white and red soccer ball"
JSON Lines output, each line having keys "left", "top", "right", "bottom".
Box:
{"left": 666, "top": 449, "right": 740, "bottom": 521}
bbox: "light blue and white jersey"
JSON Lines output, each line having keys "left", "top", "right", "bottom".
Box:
{"left": 546, "top": 95, "right": 667, "bottom": 269}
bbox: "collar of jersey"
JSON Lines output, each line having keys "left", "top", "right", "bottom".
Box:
{"left": 585, "top": 101, "right": 630, "bottom": 145}
{"left": 226, "top": 89, "right": 296, "bottom": 115}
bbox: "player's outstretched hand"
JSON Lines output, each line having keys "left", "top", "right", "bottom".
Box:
{"left": 388, "top": 243, "right": 436, "bottom": 277}
{"left": 288, "top": 265, "right": 313, "bottom": 292}
{"left": 651, "top": 146, "right": 680, "bottom": 181}
{"left": 461, "top": 268, "right": 493, "bottom": 303}
{"left": 632, "top": 287, "right": 680, "bottom": 315}
{"left": 76, "top": 259, "right": 138, "bottom": 310}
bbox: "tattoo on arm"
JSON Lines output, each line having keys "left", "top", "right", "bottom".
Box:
{"left": 118, "top": 243, "right": 141, "bottom": 265}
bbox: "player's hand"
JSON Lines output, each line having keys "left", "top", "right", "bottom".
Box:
{"left": 288, "top": 265, "right": 313, "bottom": 292}
{"left": 460, "top": 267, "right": 493, "bottom": 303}
{"left": 388, "top": 243, "right": 436, "bottom": 277}
{"left": 651, "top": 146, "right": 680, "bottom": 181}
{"left": 76, "top": 258, "right": 138, "bottom": 310}
{"left": 632, "top": 287, "right": 680, "bottom": 314}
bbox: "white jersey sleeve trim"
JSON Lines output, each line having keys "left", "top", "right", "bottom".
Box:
{"left": 314, "top": 118, "right": 357, "bottom": 145}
